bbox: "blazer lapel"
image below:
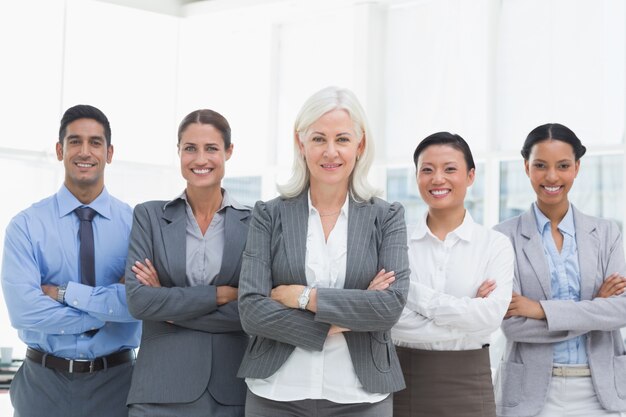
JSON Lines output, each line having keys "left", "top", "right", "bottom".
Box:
{"left": 279, "top": 193, "right": 308, "bottom": 284}
{"left": 345, "top": 198, "right": 376, "bottom": 290}
{"left": 216, "top": 207, "right": 250, "bottom": 285}
{"left": 520, "top": 209, "right": 553, "bottom": 299}
{"left": 573, "top": 206, "right": 599, "bottom": 300}
{"left": 161, "top": 200, "right": 188, "bottom": 287}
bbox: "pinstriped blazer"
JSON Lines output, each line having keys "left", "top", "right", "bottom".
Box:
{"left": 494, "top": 205, "right": 626, "bottom": 416}
{"left": 237, "top": 192, "right": 410, "bottom": 394}
{"left": 125, "top": 198, "right": 250, "bottom": 406}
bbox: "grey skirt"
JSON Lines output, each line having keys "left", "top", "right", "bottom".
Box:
{"left": 393, "top": 346, "right": 496, "bottom": 417}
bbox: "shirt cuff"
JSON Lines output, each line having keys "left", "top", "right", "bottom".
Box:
{"left": 406, "top": 281, "right": 437, "bottom": 317}
{"left": 64, "top": 281, "right": 93, "bottom": 310}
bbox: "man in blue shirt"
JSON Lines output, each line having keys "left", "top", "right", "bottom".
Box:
{"left": 1, "top": 105, "right": 141, "bottom": 417}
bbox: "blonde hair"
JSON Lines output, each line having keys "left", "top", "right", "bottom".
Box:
{"left": 277, "top": 86, "right": 379, "bottom": 201}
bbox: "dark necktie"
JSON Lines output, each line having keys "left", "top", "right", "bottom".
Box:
{"left": 75, "top": 207, "right": 97, "bottom": 287}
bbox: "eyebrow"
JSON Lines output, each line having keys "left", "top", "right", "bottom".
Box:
{"left": 532, "top": 158, "right": 573, "bottom": 163}
{"left": 66, "top": 134, "right": 104, "bottom": 141}
{"left": 311, "top": 131, "right": 353, "bottom": 137}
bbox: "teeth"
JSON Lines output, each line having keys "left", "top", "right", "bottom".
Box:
{"left": 76, "top": 163, "right": 93, "bottom": 168}
{"left": 544, "top": 186, "right": 560, "bottom": 192}
{"left": 322, "top": 164, "right": 340, "bottom": 168}
{"left": 192, "top": 168, "right": 211, "bottom": 174}
{"left": 431, "top": 189, "right": 450, "bottom": 196}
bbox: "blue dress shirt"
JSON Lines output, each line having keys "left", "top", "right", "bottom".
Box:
{"left": 533, "top": 203, "right": 587, "bottom": 364}
{"left": 1, "top": 185, "right": 140, "bottom": 359}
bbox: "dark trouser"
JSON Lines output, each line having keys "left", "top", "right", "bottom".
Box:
{"left": 129, "top": 388, "right": 244, "bottom": 417}
{"left": 394, "top": 346, "right": 496, "bottom": 417}
{"left": 10, "top": 357, "right": 133, "bottom": 417}
{"left": 245, "top": 389, "right": 392, "bottom": 417}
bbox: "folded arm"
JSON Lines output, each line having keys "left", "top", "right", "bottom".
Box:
{"left": 125, "top": 204, "right": 218, "bottom": 321}
{"left": 406, "top": 235, "right": 514, "bottom": 334}
{"left": 238, "top": 202, "right": 330, "bottom": 351}
{"left": 312, "top": 203, "right": 410, "bottom": 332}
{"left": 1, "top": 219, "right": 105, "bottom": 335}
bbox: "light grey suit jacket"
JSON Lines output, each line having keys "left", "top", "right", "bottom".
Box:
{"left": 237, "top": 192, "right": 410, "bottom": 394}
{"left": 125, "top": 198, "right": 250, "bottom": 406}
{"left": 494, "top": 205, "right": 626, "bottom": 416}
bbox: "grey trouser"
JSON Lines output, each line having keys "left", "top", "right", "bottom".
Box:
{"left": 245, "top": 389, "right": 392, "bottom": 417}
{"left": 129, "top": 388, "right": 244, "bottom": 417}
{"left": 11, "top": 357, "right": 133, "bottom": 417}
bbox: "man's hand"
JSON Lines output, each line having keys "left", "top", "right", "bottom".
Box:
{"left": 41, "top": 284, "right": 59, "bottom": 301}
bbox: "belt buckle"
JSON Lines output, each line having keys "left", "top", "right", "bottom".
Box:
{"left": 89, "top": 360, "right": 95, "bottom": 373}
{"left": 68, "top": 359, "right": 74, "bottom": 373}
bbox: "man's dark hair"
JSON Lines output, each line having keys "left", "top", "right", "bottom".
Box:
{"left": 59, "top": 105, "right": 111, "bottom": 146}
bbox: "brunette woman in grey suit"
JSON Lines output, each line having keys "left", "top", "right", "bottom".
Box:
{"left": 494, "top": 123, "right": 626, "bottom": 417}
{"left": 237, "top": 86, "right": 409, "bottom": 417}
{"left": 124, "top": 109, "right": 250, "bottom": 416}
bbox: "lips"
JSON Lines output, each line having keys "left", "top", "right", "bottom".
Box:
{"left": 321, "top": 163, "right": 342, "bottom": 169}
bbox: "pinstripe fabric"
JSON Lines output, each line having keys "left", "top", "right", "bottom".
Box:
{"left": 237, "top": 192, "right": 409, "bottom": 394}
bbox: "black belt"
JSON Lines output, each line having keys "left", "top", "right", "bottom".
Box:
{"left": 26, "top": 347, "right": 134, "bottom": 373}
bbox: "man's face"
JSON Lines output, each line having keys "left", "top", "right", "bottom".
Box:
{"left": 56, "top": 118, "right": 113, "bottom": 194}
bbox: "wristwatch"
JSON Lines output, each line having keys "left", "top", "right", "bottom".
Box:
{"left": 56, "top": 284, "right": 67, "bottom": 304}
{"left": 298, "top": 286, "right": 314, "bottom": 310}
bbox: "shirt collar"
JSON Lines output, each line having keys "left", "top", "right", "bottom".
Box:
{"left": 56, "top": 184, "right": 112, "bottom": 219}
{"left": 532, "top": 202, "right": 575, "bottom": 237}
{"left": 170, "top": 188, "right": 247, "bottom": 212}
{"left": 410, "top": 209, "right": 474, "bottom": 242}
{"left": 307, "top": 190, "right": 350, "bottom": 218}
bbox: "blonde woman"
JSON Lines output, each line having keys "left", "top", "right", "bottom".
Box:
{"left": 237, "top": 86, "right": 409, "bottom": 417}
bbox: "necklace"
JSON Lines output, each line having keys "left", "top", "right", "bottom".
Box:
{"left": 319, "top": 210, "right": 340, "bottom": 217}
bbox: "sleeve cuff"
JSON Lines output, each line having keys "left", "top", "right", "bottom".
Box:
{"left": 64, "top": 281, "right": 93, "bottom": 310}
{"left": 406, "top": 281, "right": 436, "bottom": 316}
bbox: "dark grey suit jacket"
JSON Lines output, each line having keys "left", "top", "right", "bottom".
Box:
{"left": 125, "top": 198, "right": 250, "bottom": 406}
{"left": 237, "top": 192, "right": 409, "bottom": 394}
{"left": 494, "top": 205, "right": 626, "bottom": 416}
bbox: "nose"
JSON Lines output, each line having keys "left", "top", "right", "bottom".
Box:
{"left": 432, "top": 169, "right": 445, "bottom": 184}
{"left": 546, "top": 167, "right": 558, "bottom": 182}
{"left": 323, "top": 141, "right": 338, "bottom": 158}
{"left": 79, "top": 141, "right": 90, "bottom": 156}
{"left": 196, "top": 149, "right": 210, "bottom": 163}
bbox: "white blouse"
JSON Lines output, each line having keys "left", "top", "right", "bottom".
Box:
{"left": 392, "top": 211, "right": 514, "bottom": 351}
{"left": 246, "top": 193, "right": 387, "bottom": 403}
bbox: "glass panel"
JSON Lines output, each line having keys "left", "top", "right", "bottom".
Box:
{"left": 223, "top": 176, "right": 262, "bottom": 208}
{"left": 499, "top": 154, "right": 623, "bottom": 229}
{"left": 387, "top": 163, "right": 485, "bottom": 226}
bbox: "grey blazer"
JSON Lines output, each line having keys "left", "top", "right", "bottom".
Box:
{"left": 237, "top": 192, "right": 409, "bottom": 394}
{"left": 125, "top": 198, "right": 250, "bottom": 406}
{"left": 494, "top": 205, "right": 626, "bottom": 416}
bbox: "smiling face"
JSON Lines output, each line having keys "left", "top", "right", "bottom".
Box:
{"left": 298, "top": 109, "right": 364, "bottom": 192}
{"left": 178, "top": 123, "right": 233, "bottom": 191}
{"left": 56, "top": 118, "right": 113, "bottom": 198}
{"left": 525, "top": 139, "right": 579, "bottom": 216}
{"left": 416, "top": 144, "right": 475, "bottom": 213}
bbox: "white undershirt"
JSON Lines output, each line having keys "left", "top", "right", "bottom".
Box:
{"left": 246, "top": 193, "right": 388, "bottom": 403}
{"left": 391, "top": 211, "right": 514, "bottom": 351}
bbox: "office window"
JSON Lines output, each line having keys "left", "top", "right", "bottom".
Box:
{"left": 387, "top": 163, "right": 485, "bottom": 226}
{"left": 499, "top": 153, "right": 623, "bottom": 228}
{"left": 223, "top": 176, "right": 262, "bottom": 208}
